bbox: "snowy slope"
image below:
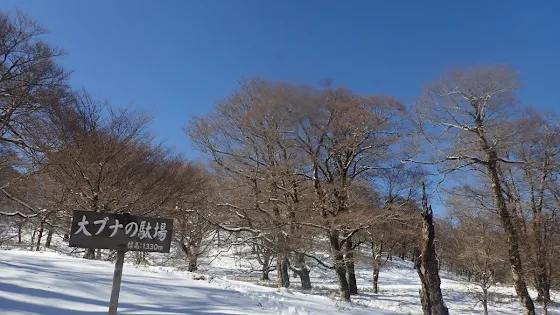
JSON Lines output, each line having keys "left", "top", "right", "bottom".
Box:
{"left": 0, "top": 250, "right": 398, "bottom": 315}
{"left": 1, "top": 249, "right": 559, "bottom": 315}
{"left": 200, "top": 251, "right": 560, "bottom": 315}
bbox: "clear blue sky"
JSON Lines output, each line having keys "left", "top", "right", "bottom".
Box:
{"left": 1, "top": 0, "right": 559, "bottom": 160}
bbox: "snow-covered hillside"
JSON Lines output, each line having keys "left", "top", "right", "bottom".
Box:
{"left": 202, "top": 251, "right": 560, "bottom": 315}
{"left": 0, "top": 249, "right": 558, "bottom": 314}
{"left": 0, "top": 250, "right": 396, "bottom": 315}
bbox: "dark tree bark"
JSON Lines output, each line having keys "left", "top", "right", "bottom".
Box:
{"left": 291, "top": 252, "right": 311, "bottom": 290}
{"left": 262, "top": 268, "right": 270, "bottom": 281}
{"left": 532, "top": 204, "right": 550, "bottom": 315}
{"left": 414, "top": 183, "right": 449, "bottom": 315}
{"left": 188, "top": 255, "right": 198, "bottom": 272}
{"left": 485, "top": 155, "right": 535, "bottom": 315}
{"left": 254, "top": 242, "right": 275, "bottom": 281}
{"left": 482, "top": 287, "right": 489, "bottom": 315}
{"left": 35, "top": 220, "right": 45, "bottom": 251}
{"left": 373, "top": 261, "right": 381, "bottom": 294}
{"left": 372, "top": 243, "right": 383, "bottom": 294}
{"left": 400, "top": 242, "right": 406, "bottom": 260}
{"left": 84, "top": 248, "right": 96, "bottom": 259}
{"left": 180, "top": 243, "right": 199, "bottom": 272}
{"left": 17, "top": 224, "right": 22, "bottom": 244}
{"left": 45, "top": 229, "right": 53, "bottom": 248}
{"left": 277, "top": 253, "right": 290, "bottom": 288}
{"left": 345, "top": 236, "right": 358, "bottom": 295}
{"left": 298, "top": 267, "right": 311, "bottom": 290}
{"left": 329, "top": 231, "right": 350, "bottom": 301}
{"left": 30, "top": 230, "right": 36, "bottom": 251}
{"left": 475, "top": 269, "right": 494, "bottom": 315}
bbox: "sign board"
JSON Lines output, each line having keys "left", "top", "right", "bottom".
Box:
{"left": 69, "top": 210, "right": 173, "bottom": 253}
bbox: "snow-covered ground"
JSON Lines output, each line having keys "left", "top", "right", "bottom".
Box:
{"left": 201, "top": 250, "right": 560, "bottom": 315}
{"left": 0, "top": 250, "right": 396, "bottom": 315}
{"left": 0, "top": 248, "right": 558, "bottom": 314}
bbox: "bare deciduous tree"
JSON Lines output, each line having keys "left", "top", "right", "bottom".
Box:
{"left": 442, "top": 192, "right": 508, "bottom": 315}
{"left": 0, "top": 11, "right": 69, "bottom": 219}
{"left": 409, "top": 65, "right": 536, "bottom": 314}
{"left": 47, "top": 91, "right": 183, "bottom": 259}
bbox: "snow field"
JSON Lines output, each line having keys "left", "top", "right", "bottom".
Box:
{"left": 0, "top": 246, "right": 559, "bottom": 314}
{"left": 0, "top": 250, "right": 397, "bottom": 315}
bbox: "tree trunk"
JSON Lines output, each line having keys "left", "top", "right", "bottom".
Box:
{"left": 45, "top": 230, "right": 53, "bottom": 248}
{"left": 486, "top": 157, "right": 535, "bottom": 315}
{"left": 329, "top": 231, "right": 350, "bottom": 301}
{"left": 482, "top": 286, "right": 489, "bottom": 315}
{"left": 373, "top": 261, "right": 380, "bottom": 294}
{"left": 372, "top": 242, "right": 383, "bottom": 294}
{"left": 533, "top": 213, "right": 550, "bottom": 315}
{"left": 414, "top": 183, "right": 449, "bottom": 315}
{"left": 416, "top": 261, "right": 432, "bottom": 315}
{"left": 35, "top": 220, "right": 45, "bottom": 251}
{"left": 262, "top": 268, "right": 270, "bottom": 281}
{"left": 292, "top": 253, "right": 312, "bottom": 290}
{"left": 84, "top": 248, "right": 96, "bottom": 259}
{"left": 277, "top": 253, "right": 290, "bottom": 288}
{"left": 96, "top": 248, "right": 102, "bottom": 260}
{"left": 180, "top": 243, "right": 199, "bottom": 272}
{"left": 30, "top": 230, "right": 36, "bottom": 251}
{"left": 188, "top": 254, "right": 198, "bottom": 272}
{"left": 299, "top": 267, "right": 311, "bottom": 290}
{"left": 17, "top": 224, "right": 22, "bottom": 244}
{"left": 345, "top": 237, "right": 358, "bottom": 295}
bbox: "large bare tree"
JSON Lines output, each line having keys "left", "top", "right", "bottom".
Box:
{"left": 286, "top": 86, "right": 403, "bottom": 300}
{"left": 46, "top": 91, "right": 183, "bottom": 258}
{"left": 0, "top": 10, "right": 69, "bottom": 218}
{"left": 188, "top": 78, "right": 404, "bottom": 300}
{"left": 503, "top": 110, "right": 560, "bottom": 315}
{"left": 409, "top": 65, "right": 536, "bottom": 314}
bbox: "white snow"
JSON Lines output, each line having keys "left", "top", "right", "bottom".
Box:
{"left": 0, "top": 250, "right": 397, "bottom": 315}
{"left": 199, "top": 250, "right": 560, "bottom": 315}
{"left": 0, "top": 248, "right": 559, "bottom": 314}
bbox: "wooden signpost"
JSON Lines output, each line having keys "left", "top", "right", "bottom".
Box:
{"left": 69, "top": 210, "right": 173, "bottom": 315}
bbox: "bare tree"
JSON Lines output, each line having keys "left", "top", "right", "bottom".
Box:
{"left": 504, "top": 111, "right": 560, "bottom": 315}
{"left": 188, "top": 78, "right": 404, "bottom": 300}
{"left": 46, "top": 91, "right": 183, "bottom": 258}
{"left": 284, "top": 86, "right": 403, "bottom": 301}
{"left": 170, "top": 163, "right": 215, "bottom": 272}
{"left": 409, "top": 65, "right": 536, "bottom": 314}
{"left": 0, "top": 10, "right": 69, "bottom": 219}
{"left": 187, "top": 79, "right": 312, "bottom": 289}
{"left": 442, "top": 191, "right": 509, "bottom": 315}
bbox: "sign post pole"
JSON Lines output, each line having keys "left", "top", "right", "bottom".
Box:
{"left": 68, "top": 210, "right": 173, "bottom": 315}
{"left": 108, "top": 250, "right": 126, "bottom": 315}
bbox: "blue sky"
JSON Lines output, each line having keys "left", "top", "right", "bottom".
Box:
{"left": 1, "top": 1, "right": 558, "bottom": 158}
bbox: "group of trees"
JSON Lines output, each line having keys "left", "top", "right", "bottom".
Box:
{"left": 410, "top": 67, "right": 560, "bottom": 315}
{"left": 1, "top": 10, "right": 559, "bottom": 315}
{"left": 0, "top": 11, "right": 210, "bottom": 264}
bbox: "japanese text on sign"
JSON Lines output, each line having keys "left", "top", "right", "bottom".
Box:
{"left": 69, "top": 210, "right": 173, "bottom": 253}
{"left": 74, "top": 215, "right": 168, "bottom": 241}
